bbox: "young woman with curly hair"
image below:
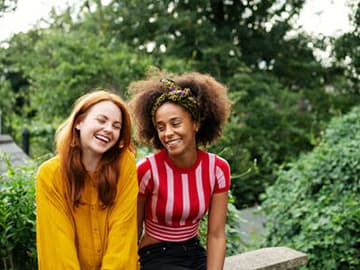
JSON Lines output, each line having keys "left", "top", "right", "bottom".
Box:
{"left": 36, "top": 89, "right": 138, "bottom": 269}
{"left": 129, "top": 72, "right": 232, "bottom": 270}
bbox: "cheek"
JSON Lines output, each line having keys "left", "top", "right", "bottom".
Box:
{"left": 157, "top": 131, "right": 166, "bottom": 141}
{"left": 114, "top": 129, "right": 121, "bottom": 140}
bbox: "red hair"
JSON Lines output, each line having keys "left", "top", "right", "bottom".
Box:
{"left": 55, "top": 89, "right": 135, "bottom": 207}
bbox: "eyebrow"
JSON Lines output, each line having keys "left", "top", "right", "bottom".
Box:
{"left": 156, "top": 116, "right": 182, "bottom": 124}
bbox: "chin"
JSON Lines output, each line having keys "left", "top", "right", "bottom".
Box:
{"left": 93, "top": 146, "right": 111, "bottom": 155}
{"left": 167, "top": 148, "right": 183, "bottom": 156}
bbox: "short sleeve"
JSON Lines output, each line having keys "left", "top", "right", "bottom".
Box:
{"left": 137, "top": 157, "right": 153, "bottom": 196}
{"left": 214, "top": 155, "right": 231, "bottom": 193}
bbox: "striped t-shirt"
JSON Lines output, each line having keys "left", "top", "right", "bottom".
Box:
{"left": 137, "top": 149, "right": 231, "bottom": 242}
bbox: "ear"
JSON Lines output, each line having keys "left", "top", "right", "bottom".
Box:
{"left": 193, "top": 121, "right": 200, "bottom": 133}
{"left": 75, "top": 122, "right": 81, "bottom": 130}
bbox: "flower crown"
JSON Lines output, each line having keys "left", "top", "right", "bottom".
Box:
{"left": 151, "top": 78, "right": 200, "bottom": 126}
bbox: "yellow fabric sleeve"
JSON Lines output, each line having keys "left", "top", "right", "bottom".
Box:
{"left": 101, "top": 150, "right": 139, "bottom": 269}
{"left": 36, "top": 158, "right": 81, "bottom": 270}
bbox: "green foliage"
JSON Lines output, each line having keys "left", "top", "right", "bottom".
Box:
{"left": 333, "top": 1, "right": 360, "bottom": 88}
{"left": 77, "top": 0, "right": 313, "bottom": 84}
{"left": 25, "top": 30, "right": 153, "bottom": 122}
{"left": 198, "top": 192, "right": 244, "bottom": 256}
{"left": 262, "top": 106, "right": 360, "bottom": 269}
{"left": 0, "top": 0, "right": 17, "bottom": 17}
{"left": 0, "top": 155, "right": 37, "bottom": 269}
{"left": 0, "top": 30, "right": 41, "bottom": 135}
{"left": 1, "top": 0, "right": 360, "bottom": 211}
{"left": 210, "top": 70, "right": 328, "bottom": 208}
{"left": 0, "top": 24, "right": 193, "bottom": 153}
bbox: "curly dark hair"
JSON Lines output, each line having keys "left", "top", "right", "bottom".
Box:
{"left": 128, "top": 71, "right": 232, "bottom": 149}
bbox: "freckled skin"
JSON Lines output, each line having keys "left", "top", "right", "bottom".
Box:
{"left": 76, "top": 101, "right": 122, "bottom": 159}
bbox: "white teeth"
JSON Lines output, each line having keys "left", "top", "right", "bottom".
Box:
{"left": 167, "top": 139, "right": 180, "bottom": 146}
{"left": 95, "top": 134, "right": 110, "bottom": 143}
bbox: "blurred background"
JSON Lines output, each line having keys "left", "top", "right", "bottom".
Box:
{"left": 0, "top": 0, "right": 359, "bottom": 269}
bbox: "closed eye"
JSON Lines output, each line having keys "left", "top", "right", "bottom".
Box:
{"left": 157, "top": 125, "right": 165, "bottom": 132}
{"left": 97, "top": 118, "right": 106, "bottom": 124}
{"left": 113, "top": 123, "right": 122, "bottom": 130}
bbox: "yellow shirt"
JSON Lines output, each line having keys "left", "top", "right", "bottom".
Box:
{"left": 36, "top": 150, "right": 138, "bottom": 270}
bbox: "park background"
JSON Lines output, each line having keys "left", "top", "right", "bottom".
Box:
{"left": 0, "top": 0, "right": 359, "bottom": 269}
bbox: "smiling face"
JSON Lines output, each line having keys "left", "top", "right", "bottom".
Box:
{"left": 155, "top": 102, "right": 199, "bottom": 164}
{"left": 76, "top": 100, "right": 122, "bottom": 159}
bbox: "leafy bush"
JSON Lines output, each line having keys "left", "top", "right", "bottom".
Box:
{"left": 262, "top": 106, "right": 360, "bottom": 269}
{"left": 198, "top": 192, "right": 245, "bottom": 256}
{"left": 0, "top": 155, "right": 37, "bottom": 269}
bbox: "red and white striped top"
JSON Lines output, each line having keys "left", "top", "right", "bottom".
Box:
{"left": 137, "top": 149, "right": 231, "bottom": 242}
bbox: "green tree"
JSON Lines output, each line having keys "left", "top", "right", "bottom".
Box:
{"left": 2, "top": 0, "right": 359, "bottom": 209}
{"left": 0, "top": 30, "right": 40, "bottom": 136}
{"left": 0, "top": 0, "right": 17, "bottom": 17}
{"left": 333, "top": 1, "right": 360, "bottom": 89}
{"left": 73, "top": 0, "right": 321, "bottom": 85}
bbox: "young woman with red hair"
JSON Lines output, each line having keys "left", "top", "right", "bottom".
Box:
{"left": 36, "top": 89, "right": 138, "bottom": 269}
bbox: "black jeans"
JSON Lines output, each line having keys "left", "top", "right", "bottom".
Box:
{"left": 138, "top": 237, "right": 207, "bottom": 270}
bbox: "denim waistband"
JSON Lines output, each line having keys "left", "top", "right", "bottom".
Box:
{"left": 138, "top": 236, "right": 201, "bottom": 255}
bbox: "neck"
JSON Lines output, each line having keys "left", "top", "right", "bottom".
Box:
{"left": 82, "top": 151, "right": 101, "bottom": 172}
{"left": 169, "top": 148, "right": 198, "bottom": 169}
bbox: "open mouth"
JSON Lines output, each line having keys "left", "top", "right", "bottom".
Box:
{"left": 166, "top": 138, "right": 181, "bottom": 146}
{"left": 95, "top": 134, "right": 111, "bottom": 143}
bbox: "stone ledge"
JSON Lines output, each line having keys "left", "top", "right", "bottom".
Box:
{"left": 224, "top": 247, "right": 308, "bottom": 270}
{"left": 0, "top": 135, "right": 12, "bottom": 144}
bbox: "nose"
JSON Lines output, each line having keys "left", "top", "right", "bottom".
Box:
{"left": 103, "top": 122, "right": 114, "bottom": 133}
{"left": 164, "top": 126, "right": 174, "bottom": 137}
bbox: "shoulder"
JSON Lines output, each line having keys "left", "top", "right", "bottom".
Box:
{"left": 201, "top": 150, "right": 230, "bottom": 172}
{"left": 119, "top": 149, "right": 136, "bottom": 166}
{"left": 200, "top": 150, "right": 229, "bottom": 166}
{"left": 214, "top": 154, "right": 230, "bottom": 169}
{"left": 118, "top": 149, "right": 137, "bottom": 179}
{"left": 136, "top": 150, "right": 162, "bottom": 169}
{"left": 215, "top": 154, "right": 231, "bottom": 177}
{"left": 37, "top": 156, "right": 60, "bottom": 176}
{"left": 136, "top": 151, "right": 165, "bottom": 182}
{"left": 207, "top": 152, "right": 231, "bottom": 191}
{"left": 36, "top": 156, "right": 64, "bottom": 191}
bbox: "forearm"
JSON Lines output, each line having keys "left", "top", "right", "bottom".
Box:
{"left": 137, "top": 195, "right": 147, "bottom": 240}
{"left": 206, "top": 234, "right": 226, "bottom": 270}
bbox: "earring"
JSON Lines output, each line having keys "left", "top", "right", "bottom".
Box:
{"left": 119, "top": 140, "right": 124, "bottom": 149}
{"left": 70, "top": 138, "right": 78, "bottom": 147}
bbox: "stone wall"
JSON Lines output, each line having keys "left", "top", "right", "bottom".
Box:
{"left": 0, "top": 134, "right": 30, "bottom": 174}
{"left": 224, "top": 247, "right": 307, "bottom": 270}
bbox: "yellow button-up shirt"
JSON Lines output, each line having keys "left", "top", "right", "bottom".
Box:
{"left": 36, "top": 150, "right": 138, "bottom": 269}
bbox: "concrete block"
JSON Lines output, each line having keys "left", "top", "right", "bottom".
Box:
{"left": 224, "top": 247, "right": 307, "bottom": 270}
